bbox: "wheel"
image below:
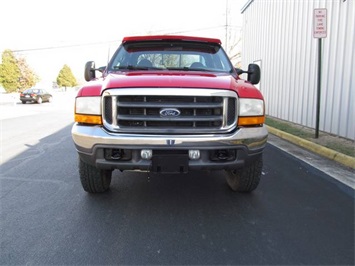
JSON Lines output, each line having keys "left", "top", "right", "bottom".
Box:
{"left": 21, "top": 101, "right": 26, "bottom": 104}
{"left": 226, "top": 155, "right": 263, "bottom": 192}
{"left": 48, "top": 96, "right": 53, "bottom": 103}
{"left": 37, "top": 97, "right": 43, "bottom": 104}
{"left": 78, "top": 158, "right": 112, "bottom": 193}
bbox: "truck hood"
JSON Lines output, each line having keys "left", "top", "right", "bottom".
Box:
{"left": 78, "top": 71, "right": 263, "bottom": 99}
{"left": 105, "top": 71, "right": 232, "bottom": 89}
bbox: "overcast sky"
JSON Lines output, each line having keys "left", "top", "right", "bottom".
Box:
{"left": 1, "top": 0, "right": 244, "bottom": 86}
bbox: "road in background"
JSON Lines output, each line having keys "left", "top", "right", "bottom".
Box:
{"left": 1, "top": 93, "right": 354, "bottom": 265}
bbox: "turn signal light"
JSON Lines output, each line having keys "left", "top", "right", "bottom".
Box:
{"left": 238, "top": 116, "right": 265, "bottom": 126}
{"left": 74, "top": 114, "right": 102, "bottom": 125}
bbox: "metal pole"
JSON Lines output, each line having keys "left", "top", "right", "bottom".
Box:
{"left": 225, "top": 0, "right": 228, "bottom": 52}
{"left": 315, "top": 38, "right": 322, "bottom": 138}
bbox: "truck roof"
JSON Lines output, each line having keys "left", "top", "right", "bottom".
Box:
{"left": 122, "top": 35, "right": 222, "bottom": 45}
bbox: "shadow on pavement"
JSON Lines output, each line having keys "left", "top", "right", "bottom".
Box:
{"left": 1, "top": 127, "right": 354, "bottom": 265}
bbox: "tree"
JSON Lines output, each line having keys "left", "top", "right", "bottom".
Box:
{"left": 228, "top": 37, "right": 242, "bottom": 68}
{"left": 0, "top": 50, "right": 21, "bottom": 92}
{"left": 17, "top": 57, "right": 39, "bottom": 89}
{"left": 56, "top": 64, "right": 77, "bottom": 89}
{"left": 223, "top": 0, "right": 242, "bottom": 68}
{"left": 0, "top": 49, "right": 39, "bottom": 92}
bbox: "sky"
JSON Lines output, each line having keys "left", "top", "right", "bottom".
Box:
{"left": 0, "top": 0, "right": 245, "bottom": 87}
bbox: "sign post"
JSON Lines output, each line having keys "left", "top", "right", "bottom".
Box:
{"left": 313, "top": 8, "right": 327, "bottom": 138}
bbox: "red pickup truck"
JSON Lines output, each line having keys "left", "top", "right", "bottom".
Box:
{"left": 71, "top": 35, "right": 268, "bottom": 193}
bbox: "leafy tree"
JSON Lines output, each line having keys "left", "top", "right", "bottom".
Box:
{"left": 0, "top": 50, "right": 21, "bottom": 92}
{"left": 56, "top": 64, "right": 77, "bottom": 89}
{"left": 0, "top": 49, "right": 39, "bottom": 92}
{"left": 17, "top": 57, "right": 39, "bottom": 89}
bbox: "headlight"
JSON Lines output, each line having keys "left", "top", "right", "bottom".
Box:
{"left": 239, "top": 98, "right": 264, "bottom": 116}
{"left": 75, "top": 97, "right": 101, "bottom": 115}
{"left": 75, "top": 97, "right": 102, "bottom": 125}
{"left": 238, "top": 98, "right": 265, "bottom": 126}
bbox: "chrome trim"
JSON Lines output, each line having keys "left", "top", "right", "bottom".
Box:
{"left": 112, "top": 96, "right": 117, "bottom": 127}
{"left": 103, "top": 88, "right": 237, "bottom": 97}
{"left": 101, "top": 88, "right": 238, "bottom": 134}
{"left": 72, "top": 124, "right": 268, "bottom": 154}
{"left": 222, "top": 97, "right": 228, "bottom": 127}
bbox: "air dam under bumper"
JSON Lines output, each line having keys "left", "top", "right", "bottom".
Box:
{"left": 72, "top": 124, "right": 268, "bottom": 172}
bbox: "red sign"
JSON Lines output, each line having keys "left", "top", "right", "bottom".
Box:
{"left": 313, "top": 9, "right": 327, "bottom": 38}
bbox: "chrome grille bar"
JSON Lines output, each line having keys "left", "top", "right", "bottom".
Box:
{"left": 103, "top": 88, "right": 237, "bottom": 134}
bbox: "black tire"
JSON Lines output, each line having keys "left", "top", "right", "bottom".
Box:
{"left": 226, "top": 155, "right": 263, "bottom": 192}
{"left": 21, "top": 101, "right": 26, "bottom": 104}
{"left": 79, "top": 158, "right": 112, "bottom": 193}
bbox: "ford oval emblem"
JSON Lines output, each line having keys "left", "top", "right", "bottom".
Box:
{"left": 160, "top": 108, "right": 181, "bottom": 117}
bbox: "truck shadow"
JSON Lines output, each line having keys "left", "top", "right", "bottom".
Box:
{"left": 0, "top": 125, "right": 269, "bottom": 265}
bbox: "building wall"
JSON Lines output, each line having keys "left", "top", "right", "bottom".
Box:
{"left": 241, "top": 0, "right": 354, "bottom": 140}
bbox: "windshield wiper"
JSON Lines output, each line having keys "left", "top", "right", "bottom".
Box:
{"left": 182, "top": 67, "right": 228, "bottom": 73}
{"left": 164, "top": 67, "right": 209, "bottom": 71}
{"left": 113, "top": 65, "right": 159, "bottom": 71}
{"left": 114, "top": 65, "right": 228, "bottom": 73}
{"left": 184, "top": 67, "right": 209, "bottom": 71}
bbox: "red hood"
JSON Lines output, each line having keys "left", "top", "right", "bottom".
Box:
{"left": 77, "top": 71, "right": 263, "bottom": 99}
{"left": 105, "top": 71, "right": 232, "bottom": 89}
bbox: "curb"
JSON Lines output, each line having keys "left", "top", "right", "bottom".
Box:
{"left": 266, "top": 126, "right": 355, "bottom": 170}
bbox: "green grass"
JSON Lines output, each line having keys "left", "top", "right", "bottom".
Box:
{"left": 265, "top": 117, "right": 314, "bottom": 138}
{"left": 265, "top": 116, "right": 354, "bottom": 157}
{"left": 323, "top": 142, "right": 354, "bottom": 157}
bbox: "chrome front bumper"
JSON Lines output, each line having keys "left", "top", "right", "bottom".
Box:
{"left": 71, "top": 124, "right": 268, "bottom": 171}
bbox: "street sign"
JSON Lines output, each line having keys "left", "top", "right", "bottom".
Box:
{"left": 313, "top": 8, "right": 327, "bottom": 38}
{"left": 313, "top": 8, "right": 327, "bottom": 137}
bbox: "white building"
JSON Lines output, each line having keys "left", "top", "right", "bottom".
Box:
{"left": 241, "top": 0, "right": 354, "bottom": 140}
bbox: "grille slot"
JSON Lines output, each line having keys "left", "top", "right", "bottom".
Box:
{"left": 103, "top": 89, "right": 237, "bottom": 134}
{"left": 104, "top": 97, "right": 112, "bottom": 124}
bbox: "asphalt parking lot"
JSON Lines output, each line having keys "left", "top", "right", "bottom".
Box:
{"left": 1, "top": 91, "right": 354, "bottom": 265}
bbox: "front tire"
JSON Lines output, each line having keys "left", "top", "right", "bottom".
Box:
{"left": 37, "top": 97, "right": 43, "bottom": 104}
{"left": 79, "top": 158, "right": 112, "bottom": 193}
{"left": 226, "top": 155, "right": 263, "bottom": 192}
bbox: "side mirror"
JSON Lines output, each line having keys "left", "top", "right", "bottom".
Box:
{"left": 247, "top": 64, "right": 260, "bottom": 85}
{"left": 84, "top": 61, "right": 96, "bottom": 81}
{"left": 235, "top": 68, "right": 244, "bottom": 75}
{"left": 235, "top": 63, "right": 261, "bottom": 85}
{"left": 84, "top": 62, "right": 106, "bottom": 81}
{"left": 97, "top": 66, "right": 106, "bottom": 73}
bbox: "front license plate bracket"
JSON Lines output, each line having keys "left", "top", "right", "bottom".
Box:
{"left": 151, "top": 154, "right": 189, "bottom": 174}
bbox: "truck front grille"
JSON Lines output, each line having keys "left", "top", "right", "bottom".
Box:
{"left": 102, "top": 88, "right": 237, "bottom": 134}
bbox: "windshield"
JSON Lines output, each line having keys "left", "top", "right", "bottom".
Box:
{"left": 24, "top": 89, "right": 40, "bottom": 94}
{"left": 108, "top": 41, "right": 233, "bottom": 73}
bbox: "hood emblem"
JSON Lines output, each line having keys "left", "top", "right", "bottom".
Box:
{"left": 160, "top": 108, "right": 181, "bottom": 117}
